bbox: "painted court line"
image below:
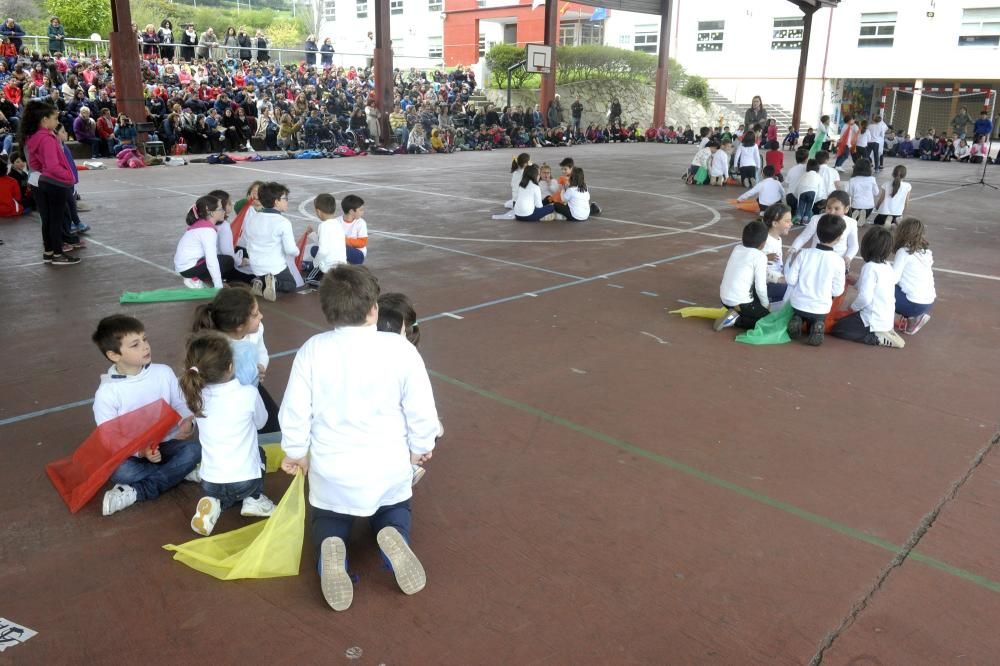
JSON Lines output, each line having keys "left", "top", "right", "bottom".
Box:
{"left": 441, "top": 312, "right": 464, "bottom": 320}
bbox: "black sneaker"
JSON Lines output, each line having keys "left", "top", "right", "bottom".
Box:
{"left": 807, "top": 320, "right": 825, "bottom": 346}
{"left": 787, "top": 314, "right": 803, "bottom": 340}
{"left": 43, "top": 253, "right": 53, "bottom": 263}
{"left": 50, "top": 253, "right": 81, "bottom": 266}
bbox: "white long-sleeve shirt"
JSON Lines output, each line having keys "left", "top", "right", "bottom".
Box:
{"left": 563, "top": 186, "right": 591, "bottom": 220}
{"left": 735, "top": 145, "right": 761, "bottom": 170}
{"left": 794, "top": 170, "right": 822, "bottom": 197}
{"left": 314, "top": 217, "right": 347, "bottom": 272}
{"left": 720, "top": 244, "right": 769, "bottom": 308}
{"left": 93, "top": 363, "right": 192, "bottom": 443}
{"left": 244, "top": 209, "right": 299, "bottom": 276}
{"left": 790, "top": 213, "right": 859, "bottom": 263}
{"left": 738, "top": 177, "right": 784, "bottom": 206}
{"left": 763, "top": 233, "right": 784, "bottom": 280}
{"left": 786, "top": 246, "right": 846, "bottom": 315}
{"left": 278, "top": 325, "right": 440, "bottom": 516}
{"left": 173, "top": 225, "right": 224, "bottom": 287}
{"left": 510, "top": 168, "right": 524, "bottom": 202}
{"left": 818, "top": 165, "right": 839, "bottom": 200}
{"left": 851, "top": 261, "right": 896, "bottom": 331}
{"left": 196, "top": 379, "right": 267, "bottom": 484}
{"left": 784, "top": 162, "right": 806, "bottom": 193}
{"left": 868, "top": 120, "right": 888, "bottom": 147}
{"left": 513, "top": 182, "right": 544, "bottom": 217}
{"left": 710, "top": 148, "right": 730, "bottom": 177}
{"left": 846, "top": 176, "right": 880, "bottom": 210}
{"left": 892, "top": 248, "right": 936, "bottom": 304}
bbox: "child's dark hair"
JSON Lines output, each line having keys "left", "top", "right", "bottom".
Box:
{"left": 207, "top": 189, "right": 230, "bottom": 212}
{"left": 893, "top": 217, "right": 929, "bottom": 254}
{"left": 569, "top": 167, "right": 587, "bottom": 192}
{"left": 762, "top": 202, "right": 791, "bottom": 227}
{"left": 860, "top": 226, "right": 892, "bottom": 263}
{"left": 179, "top": 332, "right": 233, "bottom": 417}
{"left": 320, "top": 264, "right": 380, "bottom": 327}
{"left": 341, "top": 194, "right": 364, "bottom": 214}
{"left": 806, "top": 158, "right": 819, "bottom": 172}
{"left": 699, "top": 126, "right": 710, "bottom": 137}
{"left": 815, "top": 150, "right": 830, "bottom": 164}
{"left": 520, "top": 163, "right": 540, "bottom": 188}
{"left": 827, "top": 190, "right": 850, "bottom": 209}
{"left": 706, "top": 140, "right": 720, "bottom": 149}
{"left": 559, "top": 157, "right": 574, "bottom": 168}
{"left": 377, "top": 292, "right": 420, "bottom": 345}
{"left": 851, "top": 158, "right": 873, "bottom": 178}
{"left": 257, "top": 182, "right": 289, "bottom": 208}
{"left": 762, "top": 165, "right": 776, "bottom": 178}
{"left": 92, "top": 314, "right": 145, "bottom": 360}
{"left": 890, "top": 164, "right": 907, "bottom": 197}
{"left": 185, "top": 194, "right": 222, "bottom": 225}
{"left": 742, "top": 131, "right": 755, "bottom": 147}
{"left": 192, "top": 286, "right": 257, "bottom": 334}
{"left": 510, "top": 152, "right": 531, "bottom": 172}
{"left": 314, "top": 193, "right": 337, "bottom": 215}
{"left": 246, "top": 180, "right": 265, "bottom": 198}
{"left": 742, "top": 220, "right": 768, "bottom": 248}
{"left": 795, "top": 147, "right": 809, "bottom": 163}
{"left": 820, "top": 114, "right": 830, "bottom": 124}
{"left": 816, "top": 214, "right": 847, "bottom": 244}
{"left": 767, "top": 140, "right": 779, "bottom": 150}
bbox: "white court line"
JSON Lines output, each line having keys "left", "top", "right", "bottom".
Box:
{"left": 441, "top": 312, "right": 464, "bottom": 320}
{"left": 934, "top": 267, "right": 1000, "bottom": 281}
{"left": 6, "top": 253, "right": 115, "bottom": 269}
{"left": 910, "top": 186, "right": 967, "bottom": 201}
{"left": 85, "top": 238, "right": 177, "bottom": 275}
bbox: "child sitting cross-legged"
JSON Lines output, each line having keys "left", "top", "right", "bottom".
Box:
{"left": 785, "top": 214, "right": 847, "bottom": 346}
{"left": 736, "top": 164, "right": 784, "bottom": 213}
{"left": 279, "top": 266, "right": 440, "bottom": 612}
{"left": 173, "top": 194, "right": 251, "bottom": 289}
{"left": 339, "top": 194, "right": 369, "bottom": 265}
{"left": 244, "top": 181, "right": 300, "bottom": 302}
{"left": 303, "top": 192, "right": 347, "bottom": 284}
{"left": 830, "top": 226, "right": 905, "bottom": 348}
{"left": 714, "top": 220, "right": 771, "bottom": 332}
{"left": 92, "top": 315, "right": 201, "bottom": 516}
{"left": 181, "top": 331, "right": 275, "bottom": 536}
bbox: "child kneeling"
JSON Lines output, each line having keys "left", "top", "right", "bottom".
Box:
{"left": 279, "top": 266, "right": 440, "bottom": 611}
{"left": 785, "top": 214, "right": 847, "bottom": 346}
{"left": 714, "top": 220, "right": 771, "bottom": 331}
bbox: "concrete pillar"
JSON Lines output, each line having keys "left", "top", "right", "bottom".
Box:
{"left": 906, "top": 79, "right": 923, "bottom": 140}
{"left": 651, "top": 0, "right": 673, "bottom": 128}
{"left": 109, "top": 0, "right": 146, "bottom": 132}
{"left": 791, "top": 7, "right": 817, "bottom": 131}
{"left": 373, "top": 0, "right": 393, "bottom": 144}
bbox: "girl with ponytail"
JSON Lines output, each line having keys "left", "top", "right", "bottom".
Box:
{"left": 506, "top": 152, "right": 532, "bottom": 208}
{"left": 873, "top": 165, "right": 911, "bottom": 226}
{"left": 181, "top": 331, "right": 274, "bottom": 536}
{"left": 173, "top": 193, "right": 250, "bottom": 288}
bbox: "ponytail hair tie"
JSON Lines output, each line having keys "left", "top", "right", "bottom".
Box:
{"left": 189, "top": 366, "right": 199, "bottom": 373}
{"left": 190, "top": 204, "right": 198, "bottom": 218}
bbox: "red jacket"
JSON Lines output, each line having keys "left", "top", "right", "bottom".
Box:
{"left": 0, "top": 175, "right": 22, "bottom": 216}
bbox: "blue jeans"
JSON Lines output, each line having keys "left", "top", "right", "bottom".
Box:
{"left": 795, "top": 191, "right": 816, "bottom": 221}
{"left": 1, "top": 134, "right": 12, "bottom": 154}
{"left": 515, "top": 204, "right": 555, "bottom": 222}
{"left": 201, "top": 464, "right": 265, "bottom": 511}
{"left": 895, "top": 285, "right": 933, "bottom": 318}
{"left": 109, "top": 439, "right": 201, "bottom": 502}
{"left": 767, "top": 281, "right": 788, "bottom": 303}
{"left": 312, "top": 499, "right": 412, "bottom": 568}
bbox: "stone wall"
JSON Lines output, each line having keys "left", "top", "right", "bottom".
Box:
{"left": 483, "top": 80, "right": 743, "bottom": 130}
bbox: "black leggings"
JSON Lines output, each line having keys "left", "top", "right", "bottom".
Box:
{"left": 179, "top": 255, "right": 253, "bottom": 285}
{"left": 36, "top": 180, "right": 73, "bottom": 254}
{"left": 872, "top": 214, "right": 898, "bottom": 226}
{"left": 257, "top": 384, "right": 280, "bottom": 434}
{"left": 739, "top": 166, "right": 756, "bottom": 187}
{"left": 553, "top": 202, "right": 584, "bottom": 221}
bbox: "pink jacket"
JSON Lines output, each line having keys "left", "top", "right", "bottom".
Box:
{"left": 25, "top": 130, "right": 75, "bottom": 186}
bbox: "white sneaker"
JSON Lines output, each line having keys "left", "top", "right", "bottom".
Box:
{"left": 241, "top": 494, "right": 276, "bottom": 517}
{"left": 376, "top": 526, "right": 426, "bottom": 595}
{"left": 102, "top": 484, "right": 138, "bottom": 516}
{"left": 411, "top": 464, "right": 426, "bottom": 486}
{"left": 713, "top": 308, "right": 740, "bottom": 332}
{"left": 183, "top": 277, "right": 205, "bottom": 289}
{"left": 184, "top": 465, "right": 202, "bottom": 483}
{"left": 262, "top": 274, "right": 277, "bottom": 302}
{"left": 320, "top": 537, "right": 354, "bottom": 611}
{"left": 191, "top": 496, "right": 222, "bottom": 535}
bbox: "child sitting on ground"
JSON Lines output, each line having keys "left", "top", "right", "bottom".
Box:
{"left": 244, "top": 181, "right": 300, "bottom": 301}
{"left": 506, "top": 153, "right": 530, "bottom": 209}
{"left": 339, "top": 194, "right": 369, "bottom": 265}
{"left": 514, "top": 164, "right": 556, "bottom": 222}
{"left": 785, "top": 214, "right": 847, "bottom": 346}
{"left": 838, "top": 158, "right": 879, "bottom": 225}
{"left": 737, "top": 164, "right": 784, "bottom": 213}
{"left": 783, "top": 126, "right": 799, "bottom": 150}
{"left": 762, "top": 202, "right": 793, "bottom": 303}
{"left": 784, "top": 148, "right": 809, "bottom": 211}
{"left": 830, "top": 226, "right": 905, "bottom": 348}
{"left": 873, "top": 165, "right": 911, "bottom": 226}
{"left": 0, "top": 156, "right": 22, "bottom": 217}
{"left": 892, "top": 217, "right": 936, "bottom": 335}
{"left": 279, "top": 265, "right": 440, "bottom": 612}
{"left": 552, "top": 167, "right": 592, "bottom": 222}
{"left": 181, "top": 332, "right": 274, "bottom": 536}
{"left": 91, "top": 315, "right": 200, "bottom": 516}
{"left": 764, "top": 141, "right": 784, "bottom": 179}
{"left": 303, "top": 193, "right": 347, "bottom": 284}
{"left": 792, "top": 158, "right": 821, "bottom": 224}
{"left": 735, "top": 132, "right": 761, "bottom": 187}
{"left": 538, "top": 163, "right": 562, "bottom": 205}
{"left": 173, "top": 194, "right": 248, "bottom": 289}
{"left": 192, "top": 286, "right": 279, "bottom": 434}
{"left": 788, "top": 190, "right": 858, "bottom": 272}
{"left": 686, "top": 140, "right": 714, "bottom": 185}
{"left": 714, "top": 220, "right": 771, "bottom": 331}
{"left": 710, "top": 139, "right": 731, "bottom": 186}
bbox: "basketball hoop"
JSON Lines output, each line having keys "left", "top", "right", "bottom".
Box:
{"left": 525, "top": 43, "right": 552, "bottom": 75}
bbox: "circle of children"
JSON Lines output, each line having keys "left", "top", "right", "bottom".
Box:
{"left": 685, "top": 111, "right": 940, "bottom": 348}
{"left": 93, "top": 184, "right": 440, "bottom": 613}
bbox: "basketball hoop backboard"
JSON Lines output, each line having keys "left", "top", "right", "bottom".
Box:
{"left": 525, "top": 43, "right": 552, "bottom": 74}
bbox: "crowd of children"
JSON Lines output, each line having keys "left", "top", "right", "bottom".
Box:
{"left": 503, "top": 153, "right": 601, "bottom": 222}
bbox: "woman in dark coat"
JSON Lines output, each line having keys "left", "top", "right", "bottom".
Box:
{"left": 320, "top": 38, "right": 334, "bottom": 67}
{"left": 238, "top": 31, "right": 253, "bottom": 62}
{"left": 744, "top": 95, "right": 768, "bottom": 132}
{"left": 180, "top": 25, "right": 198, "bottom": 62}
{"left": 304, "top": 35, "right": 318, "bottom": 66}
{"left": 157, "top": 20, "right": 175, "bottom": 61}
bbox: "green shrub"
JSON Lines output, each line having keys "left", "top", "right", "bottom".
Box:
{"left": 682, "top": 75, "right": 710, "bottom": 109}
{"left": 485, "top": 43, "right": 534, "bottom": 89}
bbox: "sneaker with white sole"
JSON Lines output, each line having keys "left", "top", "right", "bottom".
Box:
{"left": 787, "top": 314, "right": 803, "bottom": 340}
{"left": 807, "top": 320, "right": 825, "bottom": 346}
{"left": 241, "top": 494, "right": 276, "bottom": 517}
{"left": 713, "top": 308, "right": 740, "bottom": 332}
{"left": 183, "top": 277, "right": 206, "bottom": 289}
{"left": 320, "top": 537, "right": 354, "bottom": 611}
{"left": 411, "top": 464, "right": 426, "bottom": 486}
{"left": 866, "top": 330, "right": 906, "bottom": 348}
{"left": 250, "top": 278, "right": 264, "bottom": 297}
{"left": 262, "top": 274, "right": 277, "bottom": 302}
{"left": 376, "top": 526, "right": 426, "bottom": 595}
{"left": 102, "top": 484, "right": 138, "bottom": 516}
{"left": 905, "top": 314, "right": 931, "bottom": 335}
{"left": 191, "top": 496, "right": 222, "bottom": 536}
{"left": 184, "top": 465, "right": 202, "bottom": 483}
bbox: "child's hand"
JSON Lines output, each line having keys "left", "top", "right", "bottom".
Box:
{"left": 176, "top": 415, "right": 195, "bottom": 439}
{"left": 281, "top": 456, "right": 309, "bottom": 475}
{"left": 766, "top": 253, "right": 779, "bottom": 262}
{"left": 257, "top": 363, "right": 267, "bottom": 381}
{"left": 143, "top": 447, "right": 162, "bottom": 463}
{"left": 410, "top": 451, "right": 432, "bottom": 465}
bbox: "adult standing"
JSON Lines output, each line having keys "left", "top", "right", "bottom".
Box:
{"left": 867, "top": 113, "right": 888, "bottom": 172}
{"left": 198, "top": 28, "right": 219, "bottom": 60}
{"left": 570, "top": 96, "right": 583, "bottom": 134}
{"left": 608, "top": 97, "right": 622, "bottom": 125}
{"left": 47, "top": 17, "right": 65, "bottom": 55}
{"left": 254, "top": 30, "right": 269, "bottom": 63}
{"left": 222, "top": 27, "right": 238, "bottom": 60}
{"left": 546, "top": 93, "right": 563, "bottom": 128}
{"left": 237, "top": 30, "right": 253, "bottom": 62}
{"left": 950, "top": 106, "right": 972, "bottom": 138}
{"left": 20, "top": 100, "right": 80, "bottom": 265}
{"left": 180, "top": 24, "right": 198, "bottom": 62}
{"left": 744, "top": 95, "right": 767, "bottom": 134}
{"left": 304, "top": 35, "right": 318, "bottom": 66}
{"left": 158, "top": 20, "right": 175, "bottom": 61}
{"left": 320, "top": 38, "right": 335, "bottom": 67}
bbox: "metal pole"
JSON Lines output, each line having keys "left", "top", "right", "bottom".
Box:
{"left": 507, "top": 60, "right": 525, "bottom": 110}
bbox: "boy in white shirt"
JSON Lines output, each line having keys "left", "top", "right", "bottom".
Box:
{"left": 340, "top": 194, "right": 369, "bottom": 264}
{"left": 813, "top": 150, "right": 839, "bottom": 212}
{"left": 784, "top": 147, "right": 809, "bottom": 209}
{"left": 91, "top": 315, "right": 200, "bottom": 516}
{"left": 787, "top": 191, "right": 858, "bottom": 271}
{"left": 785, "top": 214, "right": 847, "bottom": 346}
{"left": 302, "top": 192, "right": 347, "bottom": 285}
{"left": 737, "top": 165, "right": 784, "bottom": 212}
{"left": 793, "top": 158, "right": 822, "bottom": 224}
{"left": 714, "top": 220, "right": 771, "bottom": 331}
{"left": 244, "top": 182, "right": 300, "bottom": 301}
{"left": 279, "top": 265, "right": 440, "bottom": 612}
{"left": 710, "top": 139, "right": 732, "bottom": 185}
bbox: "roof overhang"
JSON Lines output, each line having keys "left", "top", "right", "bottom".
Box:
{"left": 560, "top": 0, "right": 839, "bottom": 18}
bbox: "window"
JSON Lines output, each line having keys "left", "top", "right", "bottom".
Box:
{"left": 428, "top": 0, "right": 441, "bottom": 11}
{"left": 580, "top": 21, "right": 604, "bottom": 45}
{"left": 390, "top": 0, "right": 403, "bottom": 14}
{"left": 478, "top": 34, "right": 486, "bottom": 56}
{"left": 356, "top": 0, "right": 367, "bottom": 18}
{"left": 696, "top": 20, "right": 724, "bottom": 52}
{"left": 559, "top": 23, "right": 576, "bottom": 46}
{"left": 858, "top": 12, "right": 896, "bottom": 48}
{"left": 323, "top": 0, "right": 336, "bottom": 20}
{"left": 391, "top": 38, "right": 402, "bottom": 52}
{"left": 634, "top": 24, "right": 658, "bottom": 53}
{"left": 959, "top": 7, "right": 1000, "bottom": 46}
{"left": 428, "top": 36, "right": 442, "bottom": 59}
{"left": 771, "top": 17, "right": 803, "bottom": 49}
